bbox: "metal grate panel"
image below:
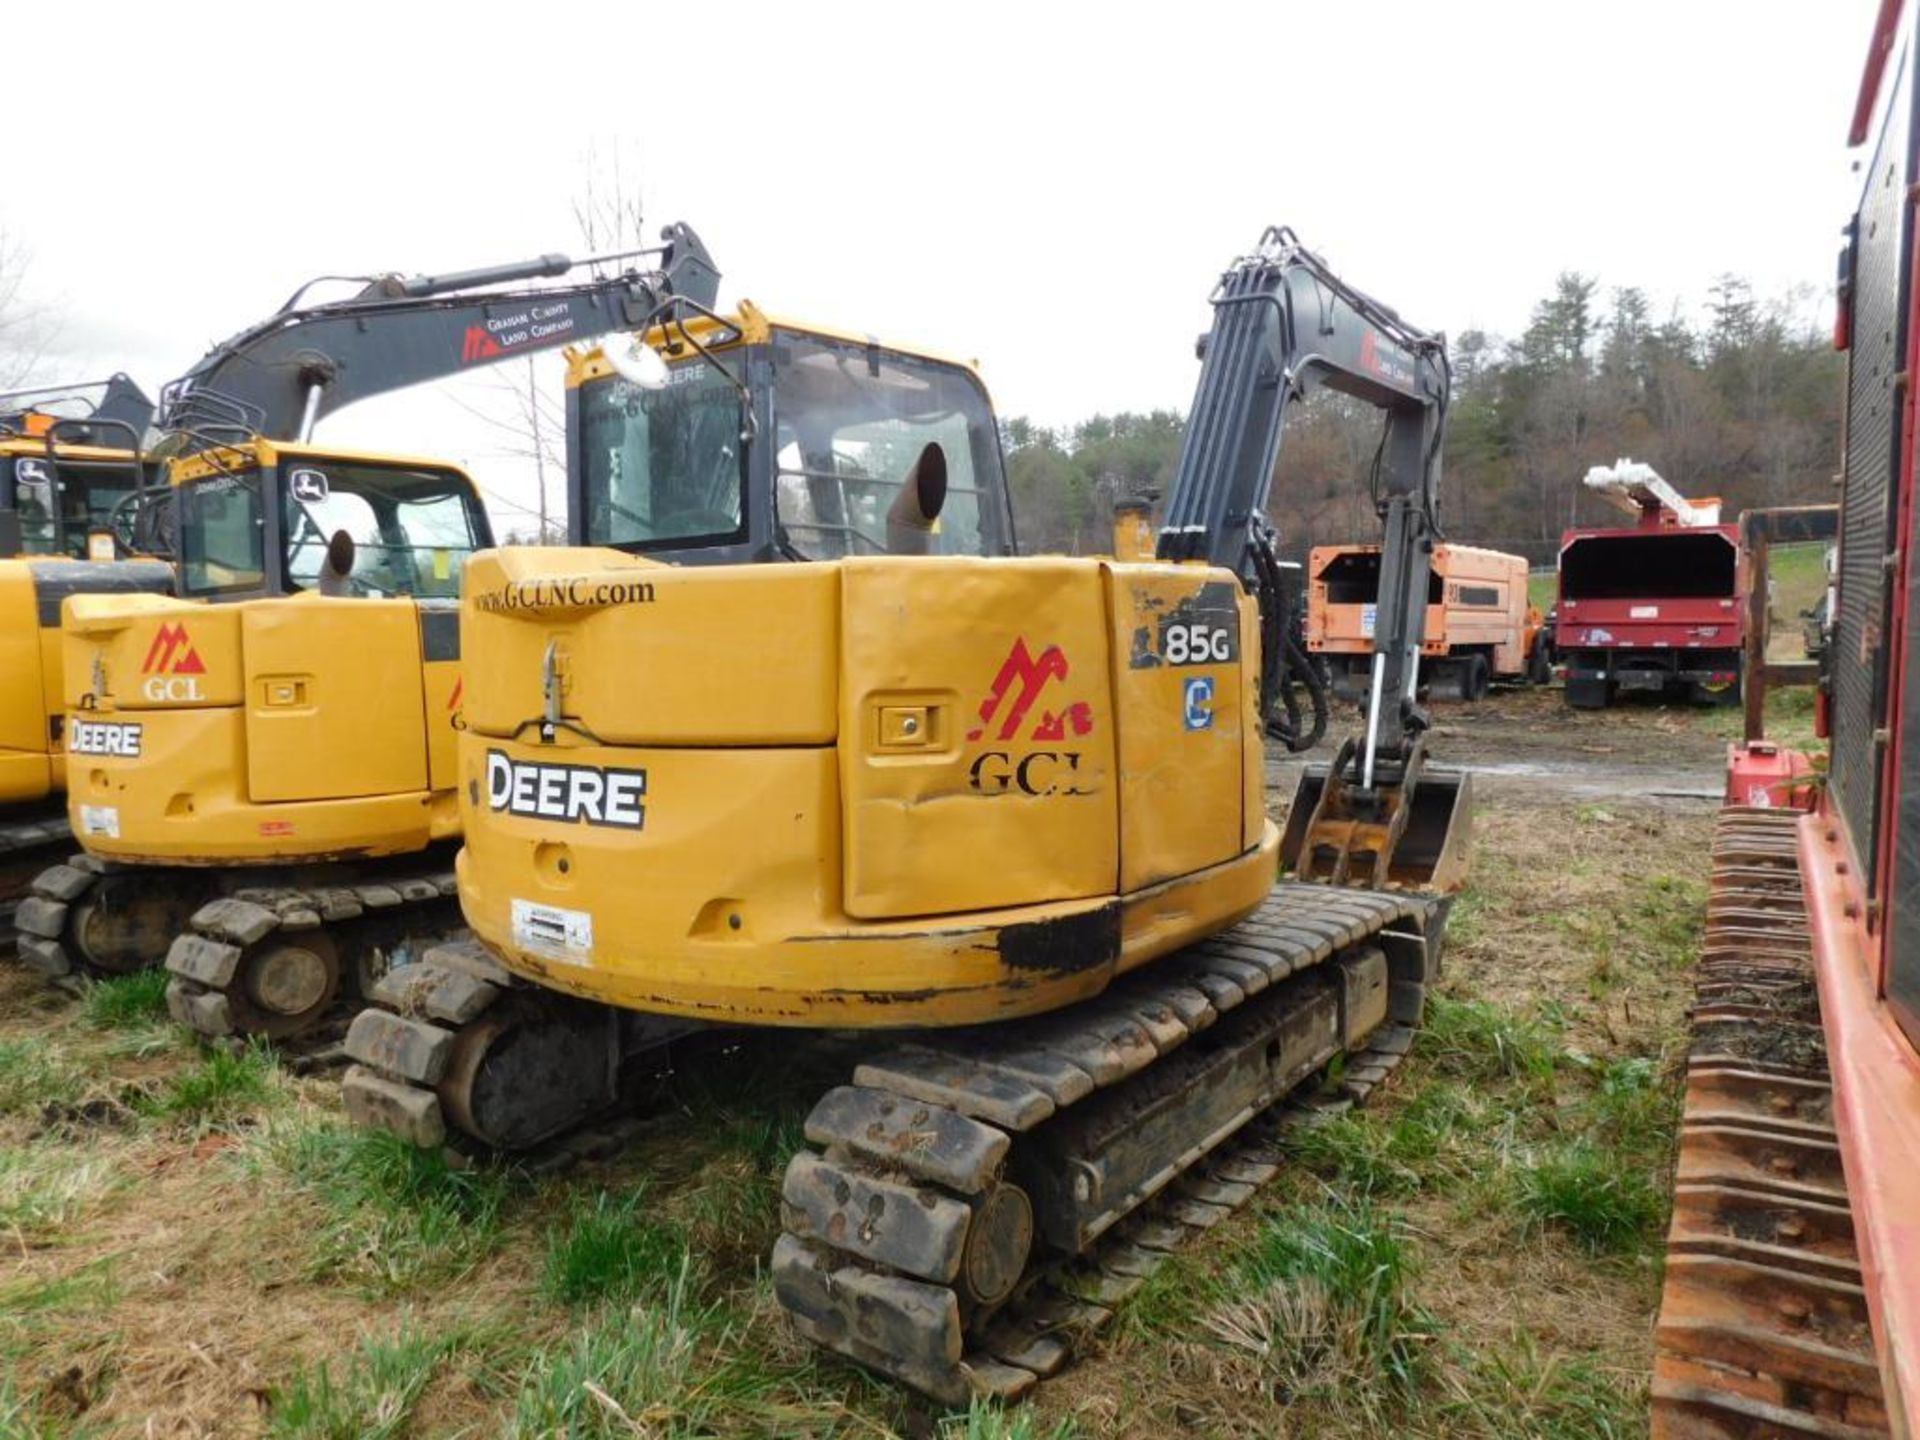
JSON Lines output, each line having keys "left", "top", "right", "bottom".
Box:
{"left": 1833, "top": 39, "right": 1914, "bottom": 893}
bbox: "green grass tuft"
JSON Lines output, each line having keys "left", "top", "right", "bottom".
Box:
{"left": 0, "top": 1039, "right": 84, "bottom": 1117}
{"left": 80, "top": 969, "right": 172, "bottom": 1030}
{"left": 507, "top": 1266, "right": 719, "bottom": 1438}
{"left": 1420, "top": 996, "right": 1565, "bottom": 1091}
{"left": 1440, "top": 1333, "right": 1641, "bottom": 1438}
{"left": 267, "top": 1324, "right": 450, "bottom": 1440}
{"left": 1629, "top": 872, "right": 1707, "bottom": 970}
{"left": 1586, "top": 1054, "right": 1680, "bottom": 1157}
{"left": 0, "top": 1144, "right": 125, "bottom": 1240}
{"left": 137, "top": 1041, "right": 276, "bottom": 1127}
{"left": 265, "top": 1120, "right": 507, "bottom": 1294}
{"left": 1514, "top": 1141, "right": 1664, "bottom": 1256}
{"left": 541, "top": 1189, "right": 693, "bottom": 1309}
{"left": 1206, "top": 1197, "right": 1433, "bottom": 1407}
{"left": 1283, "top": 1085, "right": 1479, "bottom": 1198}
{"left": 0, "top": 1373, "right": 106, "bottom": 1440}
{"left": 943, "top": 1399, "right": 1081, "bottom": 1439}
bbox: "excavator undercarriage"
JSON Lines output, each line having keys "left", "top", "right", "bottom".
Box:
{"left": 343, "top": 881, "right": 1444, "bottom": 1402}
{"left": 14, "top": 852, "right": 463, "bottom": 1036}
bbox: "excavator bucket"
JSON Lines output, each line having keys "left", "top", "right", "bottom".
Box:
{"left": 1388, "top": 767, "right": 1472, "bottom": 890}
{"left": 1280, "top": 750, "right": 1473, "bottom": 894}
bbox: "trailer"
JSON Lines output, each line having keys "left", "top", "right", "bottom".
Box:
{"left": 1557, "top": 461, "right": 1745, "bottom": 709}
{"left": 1306, "top": 541, "right": 1545, "bottom": 701}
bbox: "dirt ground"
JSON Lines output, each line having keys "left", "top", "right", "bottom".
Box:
{"left": 0, "top": 685, "right": 1736, "bottom": 1439}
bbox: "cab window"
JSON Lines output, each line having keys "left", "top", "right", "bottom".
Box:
{"left": 577, "top": 363, "right": 746, "bottom": 549}
{"left": 281, "top": 463, "right": 486, "bottom": 598}
{"left": 179, "top": 472, "right": 266, "bottom": 594}
{"left": 770, "top": 333, "right": 1003, "bottom": 560}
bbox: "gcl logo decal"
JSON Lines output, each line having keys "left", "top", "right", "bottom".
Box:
{"left": 966, "top": 638, "right": 1094, "bottom": 743}
{"left": 461, "top": 325, "right": 504, "bottom": 363}
{"left": 965, "top": 638, "right": 1098, "bottom": 797}
{"left": 141, "top": 622, "right": 206, "bottom": 702}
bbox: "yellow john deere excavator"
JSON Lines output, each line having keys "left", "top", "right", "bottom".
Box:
{"left": 1, "top": 376, "right": 174, "bottom": 926}
{"left": 13, "top": 231, "right": 721, "bottom": 1038}
{"left": 343, "top": 227, "right": 1472, "bottom": 1403}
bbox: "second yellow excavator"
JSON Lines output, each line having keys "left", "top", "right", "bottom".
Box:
{"left": 344, "top": 227, "right": 1472, "bottom": 1403}
{"left": 15, "top": 231, "right": 721, "bottom": 1036}
{"left": 1, "top": 377, "right": 173, "bottom": 928}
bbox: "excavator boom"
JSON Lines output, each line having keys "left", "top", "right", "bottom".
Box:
{"left": 1158, "top": 227, "right": 1468, "bottom": 890}
{"left": 159, "top": 225, "right": 719, "bottom": 446}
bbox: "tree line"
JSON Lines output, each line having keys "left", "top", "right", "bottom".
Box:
{"left": 1004, "top": 273, "right": 1843, "bottom": 564}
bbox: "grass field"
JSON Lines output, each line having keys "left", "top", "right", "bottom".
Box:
{"left": 0, "top": 696, "right": 1747, "bottom": 1437}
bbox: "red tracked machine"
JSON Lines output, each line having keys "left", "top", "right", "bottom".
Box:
{"left": 1650, "top": 4, "right": 1920, "bottom": 1435}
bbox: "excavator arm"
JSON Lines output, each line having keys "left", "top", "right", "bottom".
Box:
{"left": 1159, "top": 227, "right": 1468, "bottom": 891}
{"left": 158, "top": 223, "right": 720, "bottom": 446}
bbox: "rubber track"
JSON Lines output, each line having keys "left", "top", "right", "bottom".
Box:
{"left": 772, "top": 881, "right": 1438, "bottom": 1404}
{"left": 165, "top": 870, "right": 460, "bottom": 1040}
{"left": 0, "top": 810, "right": 74, "bottom": 939}
{"left": 337, "top": 935, "right": 522, "bottom": 1149}
{"left": 13, "top": 854, "right": 122, "bottom": 978}
{"left": 1650, "top": 808, "right": 1889, "bottom": 1438}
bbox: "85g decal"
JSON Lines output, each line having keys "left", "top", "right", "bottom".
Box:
{"left": 1161, "top": 621, "right": 1234, "bottom": 665}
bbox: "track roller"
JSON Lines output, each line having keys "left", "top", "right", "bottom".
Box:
{"left": 164, "top": 871, "right": 461, "bottom": 1040}
{"left": 14, "top": 855, "right": 208, "bottom": 980}
{"left": 341, "top": 936, "right": 699, "bottom": 1154}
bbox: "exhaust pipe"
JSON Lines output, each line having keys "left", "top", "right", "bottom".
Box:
{"left": 887, "top": 443, "right": 948, "bottom": 555}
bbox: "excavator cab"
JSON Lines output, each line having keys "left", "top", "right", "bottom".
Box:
{"left": 567, "top": 302, "right": 1015, "bottom": 564}
{"left": 58, "top": 437, "right": 491, "bottom": 873}
{"left": 167, "top": 442, "right": 488, "bottom": 602}
{"left": 0, "top": 376, "right": 169, "bottom": 561}
{"left": 0, "top": 379, "right": 172, "bottom": 828}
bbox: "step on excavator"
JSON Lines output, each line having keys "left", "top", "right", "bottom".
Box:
{"left": 13, "top": 231, "right": 721, "bottom": 1037}
{"left": 343, "top": 226, "right": 1473, "bottom": 1403}
{"left": 1, "top": 376, "right": 174, "bottom": 928}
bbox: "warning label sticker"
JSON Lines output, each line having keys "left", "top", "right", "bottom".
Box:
{"left": 511, "top": 897, "right": 593, "bottom": 964}
{"left": 79, "top": 805, "right": 120, "bottom": 839}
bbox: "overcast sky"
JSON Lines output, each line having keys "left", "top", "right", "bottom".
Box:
{"left": 4, "top": 0, "right": 1885, "bottom": 534}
